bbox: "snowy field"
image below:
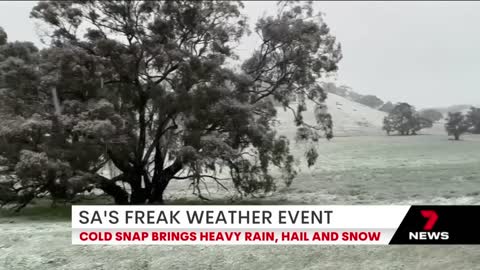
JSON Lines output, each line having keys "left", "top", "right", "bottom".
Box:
{"left": 1, "top": 134, "right": 480, "bottom": 270}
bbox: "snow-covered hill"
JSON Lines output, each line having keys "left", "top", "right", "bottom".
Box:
{"left": 275, "top": 93, "right": 387, "bottom": 138}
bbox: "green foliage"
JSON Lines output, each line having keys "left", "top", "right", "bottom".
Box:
{"left": 419, "top": 109, "right": 443, "bottom": 123}
{"left": 1, "top": 1, "right": 341, "bottom": 207}
{"left": 445, "top": 112, "right": 470, "bottom": 140}
{"left": 0, "top": 29, "right": 105, "bottom": 209}
{"left": 357, "top": 95, "right": 383, "bottom": 109}
{"left": 466, "top": 106, "right": 480, "bottom": 134}
{"left": 305, "top": 147, "right": 319, "bottom": 168}
{"left": 382, "top": 117, "right": 394, "bottom": 135}
{"left": 382, "top": 102, "right": 432, "bottom": 135}
{"left": 414, "top": 116, "right": 433, "bottom": 133}
{"left": 322, "top": 83, "right": 385, "bottom": 110}
{"left": 0, "top": 26, "right": 7, "bottom": 46}
{"left": 379, "top": 101, "right": 394, "bottom": 113}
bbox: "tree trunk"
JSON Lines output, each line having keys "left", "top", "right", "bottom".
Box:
{"left": 96, "top": 175, "right": 129, "bottom": 204}
{"left": 149, "top": 160, "right": 183, "bottom": 204}
{"left": 454, "top": 133, "right": 460, "bottom": 140}
{"left": 129, "top": 172, "right": 148, "bottom": 204}
{"left": 149, "top": 175, "right": 170, "bottom": 204}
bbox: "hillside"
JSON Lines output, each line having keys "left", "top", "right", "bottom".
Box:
{"left": 430, "top": 104, "right": 478, "bottom": 115}
{"left": 275, "top": 93, "right": 387, "bottom": 138}
{"left": 323, "top": 83, "right": 391, "bottom": 111}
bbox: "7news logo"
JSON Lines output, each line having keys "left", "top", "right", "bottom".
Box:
{"left": 408, "top": 210, "right": 449, "bottom": 240}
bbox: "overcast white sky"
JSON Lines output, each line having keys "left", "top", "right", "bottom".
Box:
{"left": 1, "top": 1, "right": 480, "bottom": 108}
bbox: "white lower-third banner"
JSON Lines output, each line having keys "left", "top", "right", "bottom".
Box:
{"left": 71, "top": 205, "right": 480, "bottom": 245}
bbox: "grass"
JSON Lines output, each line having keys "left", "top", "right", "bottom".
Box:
{"left": 0, "top": 204, "right": 71, "bottom": 222}
{"left": 0, "top": 197, "right": 293, "bottom": 223}
{"left": 1, "top": 134, "right": 480, "bottom": 270}
{"left": 0, "top": 194, "right": 292, "bottom": 224}
{"left": 0, "top": 195, "right": 114, "bottom": 222}
{"left": 3, "top": 134, "right": 480, "bottom": 221}
{"left": 164, "top": 134, "right": 480, "bottom": 205}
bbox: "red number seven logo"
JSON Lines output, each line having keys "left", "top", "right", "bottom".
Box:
{"left": 420, "top": 210, "right": 438, "bottom": 231}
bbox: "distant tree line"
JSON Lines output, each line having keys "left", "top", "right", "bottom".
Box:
{"left": 323, "top": 83, "right": 393, "bottom": 111}
{"left": 382, "top": 103, "right": 480, "bottom": 140}
{"left": 419, "top": 109, "right": 443, "bottom": 123}
{"left": 379, "top": 101, "right": 394, "bottom": 113}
